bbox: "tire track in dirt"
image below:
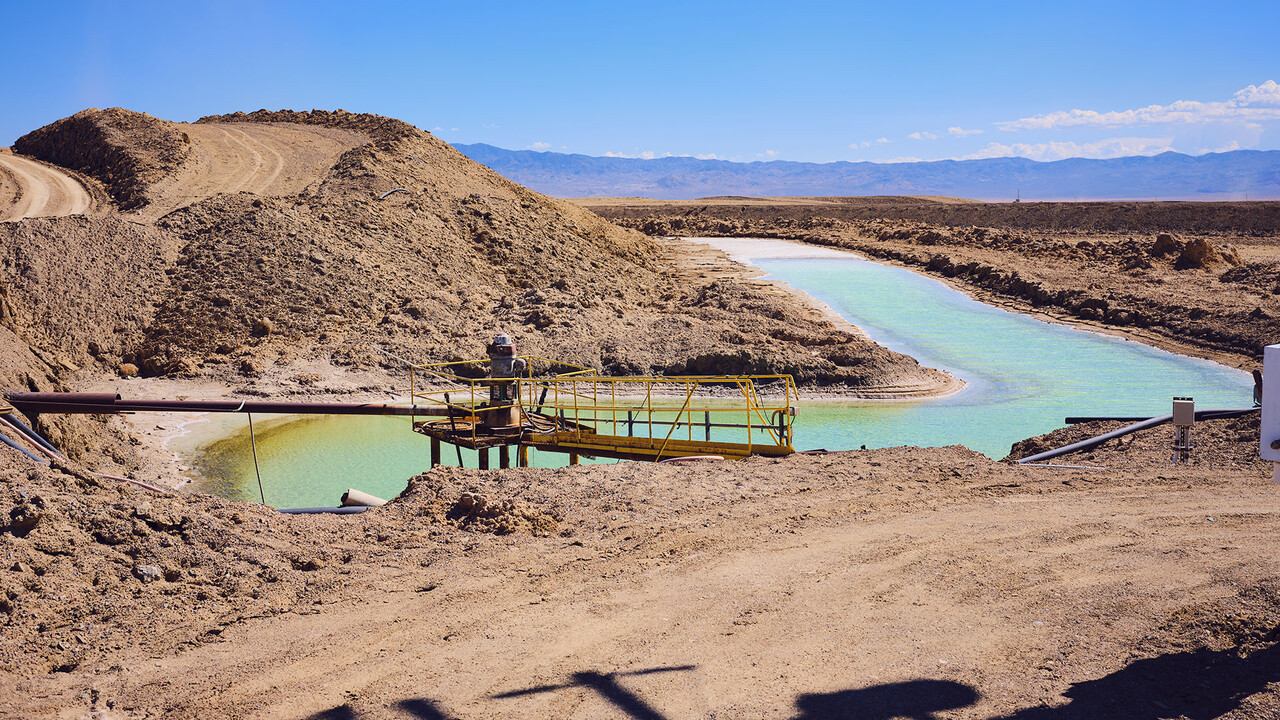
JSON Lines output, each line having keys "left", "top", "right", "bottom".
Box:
{"left": 0, "top": 151, "right": 92, "bottom": 222}
{"left": 221, "top": 127, "right": 264, "bottom": 193}
{"left": 135, "top": 123, "right": 365, "bottom": 221}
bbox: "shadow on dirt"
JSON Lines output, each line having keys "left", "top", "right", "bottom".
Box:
{"left": 492, "top": 664, "right": 697, "bottom": 720}
{"left": 793, "top": 679, "right": 978, "bottom": 720}
{"left": 793, "top": 631, "right": 1280, "bottom": 720}
{"left": 298, "top": 636, "right": 1280, "bottom": 720}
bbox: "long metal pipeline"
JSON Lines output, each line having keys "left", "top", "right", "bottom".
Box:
{"left": 4, "top": 392, "right": 455, "bottom": 417}
{"left": 1018, "top": 407, "right": 1259, "bottom": 465}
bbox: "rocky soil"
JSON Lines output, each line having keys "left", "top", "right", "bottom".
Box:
{"left": 2, "top": 413, "right": 1278, "bottom": 718}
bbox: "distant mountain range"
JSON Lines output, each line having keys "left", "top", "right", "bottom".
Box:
{"left": 454, "top": 144, "right": 1280, "bottom": 201}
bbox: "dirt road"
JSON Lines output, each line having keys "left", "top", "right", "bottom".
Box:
{"left": 134, "top": 122, "right": 365, "bottom": 220}
{"left": 0, "top": 150, "right": 92, "bottom": 222}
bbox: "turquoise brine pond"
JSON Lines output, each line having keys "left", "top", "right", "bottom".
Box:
{"left": 754, "top": 255, "right": 1251, "bottom": 456}
{"left": 185, "top": 239, "right": 1253, "bottom": 507}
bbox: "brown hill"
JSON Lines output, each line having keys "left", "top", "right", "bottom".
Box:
{"left": 0, "top": 108, "right": 952, "bottom": 474}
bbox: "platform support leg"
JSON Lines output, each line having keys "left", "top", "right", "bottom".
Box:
{"left": 569, "top": 453, "right": 580, "bottom": 466}
{"left": 478, "top": 448, "right": 490, "bottom": 470}
{"left": 499, "top": 445, "right": 510, "bottom": 469}
{"left": 430, "top": 437, "right": 441, "bottom": 468}
{"left": 517, "top": 445, "right": 529, "bottom": 467}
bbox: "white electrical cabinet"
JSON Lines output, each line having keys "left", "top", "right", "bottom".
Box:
{"left": 1263, "top": 344, "right": 1280, "bottom": 482}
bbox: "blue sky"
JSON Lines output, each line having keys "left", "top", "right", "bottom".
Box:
{"left": 2, "top": 0, "right": 1277, "bottom": 163}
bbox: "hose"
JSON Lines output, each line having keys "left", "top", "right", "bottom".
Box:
{"left": 0, "top": 428, "right": 45, "bottom": 463}
{"left": 1, "top": 413, "right": 63, "bottom": 457}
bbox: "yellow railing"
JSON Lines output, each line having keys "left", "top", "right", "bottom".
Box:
{"left": 407, "top": 357, "right": 797, "bottom": 458}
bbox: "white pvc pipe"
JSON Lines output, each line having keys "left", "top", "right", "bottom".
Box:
{"left": 341, "top": 488, "right": 387, "bottom": 507}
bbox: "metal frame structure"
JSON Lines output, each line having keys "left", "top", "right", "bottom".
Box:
{"left": 408, "top": 356, "right": 797, "bottom": 465}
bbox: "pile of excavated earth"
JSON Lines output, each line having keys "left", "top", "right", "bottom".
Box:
{"left": 1, "top": 110, "right": 1279, "bottom": 719}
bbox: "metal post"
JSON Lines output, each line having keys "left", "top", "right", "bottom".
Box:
{"left": 430, "top": 437, "right": 441, "bottom": 468}
{"left": 478, "top": 448, "right": 490, "bottom": 470}
{"left": 518, "top": 444, "right": 529, "bottom": 467}
{"left": 1172, "top": 397, "right": 1194, "bottom": 464}
{"left": 569, "top": 453, "right": 579, "bottom": 466}
{"left": 499, "top": 445, "right": 510, "bottom": 469}
{"left": 705, "top": 411, "right": 711, "bottom": 442}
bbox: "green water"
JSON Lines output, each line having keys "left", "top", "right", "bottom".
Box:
{"left": 190, "top": 414, "right": 620, "bottom": 508}
{"left": 756, "top": 256, "right": 1252, "bottom": 456}
{"left": 186, "top": 252, "right": 1253, "bottom": 508}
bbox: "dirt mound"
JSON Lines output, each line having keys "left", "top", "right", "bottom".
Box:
{"left": 14, "top": 108, "right": 190, "bottom": 211}
{"left": 199, "top": 108, "right": 417, "bottom": 145}
{"left": 0, "top": 216, "right": 178, "bottom": 369}
{"left": 120, "top": 111, "right": 942, "bottom": 392}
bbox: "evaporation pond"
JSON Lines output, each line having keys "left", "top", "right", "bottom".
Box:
{"left": 185, "top": 242, "right": 1253, "bottom": 507}
{"left": 752, "top": 252, "right": 1251, "bottom": 456}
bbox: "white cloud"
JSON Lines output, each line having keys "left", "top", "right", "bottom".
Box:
{"left": 602, "top": 150, "right": 674, "bottom": 160}
{"left": 948, "top": 126, "right": 984, "bottom": 137}
{"left": 908, "top": 131, "right": 938, "bottom": 140}
{"left": 757, "top": 149, "right": 780, "bottom": 158}
{"left": 997, "top": 80, "right": 1280, "bottom": 131}
{"left": 849, "top": 138, "right": 892, "bottom": 149}
{"left": 957, "top": 136, "right": 1175, "bottom": 161}
{"left": 695, "top": 153, "right": 719, "bottom": 160}
{"left": 1198, "top": 140, "right": 1242, "bottom": 154}
{"left": 528, "top": 141, "right": 551, "bottom": 150}
{"left": 880, "top": 156, "right": 923, "bottom": 163}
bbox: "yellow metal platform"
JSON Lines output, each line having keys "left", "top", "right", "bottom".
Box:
{"left": 407, "top": 357, "right": 796, "bottom": 465}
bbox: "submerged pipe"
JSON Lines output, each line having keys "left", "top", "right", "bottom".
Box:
{"left": 278, "top": 506, "right": 370, "bottom": 515}
{"left": 5, "top": 392, "right": 454, "bottom": 417}
{"left": 1020, "top": 407, "right": 1259, "bottom": 464}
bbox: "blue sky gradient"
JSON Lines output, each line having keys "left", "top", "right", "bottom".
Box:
{"left": 2, "top": 0, "right": 1277, "bottom": 163}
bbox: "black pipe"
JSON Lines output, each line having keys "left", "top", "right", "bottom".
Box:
{"left": 278, "top": 506, "right": 370, "bottom": 515}
{"left": 2, "top": 413, "right": 62, "bottom": 457}
{"left": 1064, "top": 408, "right": 1259, "bottom": 425}
{"left": 1021, "top": 407, "right": 1259, "bottom": 464}
{"left": 5, "top": 392, "right": 454, "bottom": 417}
{"left": 0, "top": 428, "right": 45, "bottom": 463}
